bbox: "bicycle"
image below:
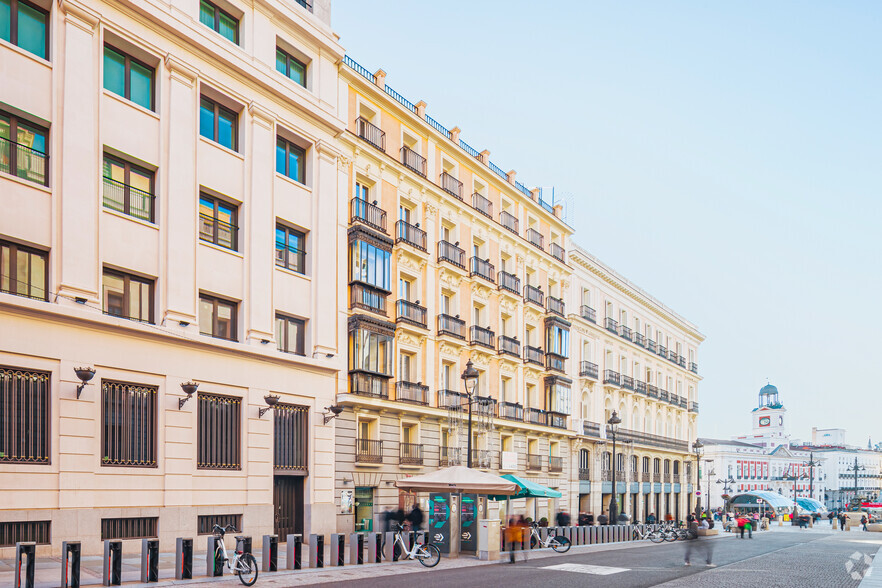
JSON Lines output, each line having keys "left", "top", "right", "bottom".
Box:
{"left": 632, "top": 525, "right": 666, "bottom": 543}
{"left": 211, "top": 524, "right": 259, "bottom": 586}
{"left": 391, "top": 523, "right": 441, "bottom": 567}
{"left": 528, "top": 523, "right": 571, "bottom": 552}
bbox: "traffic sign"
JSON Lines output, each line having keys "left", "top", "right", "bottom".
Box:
{"left": 696, "top": 491, "right": 702, "bottom": 496}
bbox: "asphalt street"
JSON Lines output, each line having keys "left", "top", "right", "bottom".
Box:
{"left": 331, "top": 531, "right": 882, "bottom": 588}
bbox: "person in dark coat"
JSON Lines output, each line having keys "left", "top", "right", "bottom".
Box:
{"left": 597, "top": 512, "right": 609, "bottom": 526}
{"left": 406, "top": 504, "right": 425, "bottom": 530}
{"left": 646, "top": 513, "right": 657, "bottom": 525}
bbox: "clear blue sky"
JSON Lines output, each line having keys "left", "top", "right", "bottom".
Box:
{"left": 332, "top": 1, "right": 882, "bottom": 446}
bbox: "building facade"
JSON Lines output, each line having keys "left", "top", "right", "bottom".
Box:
{"left": 566, "top": 246, "right": 703, "bottom": 522}
{"left": 0, "top": 0, "right": 346, "bottom": 555}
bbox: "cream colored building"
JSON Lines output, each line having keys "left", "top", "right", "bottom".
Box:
{"left": 0, "top": 0, "right": 346, "bottom": 556}
{"left": 566, "top": 245, "right": 704, "bottom": 522}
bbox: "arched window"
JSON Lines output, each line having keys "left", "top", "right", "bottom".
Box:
{"left": 653, "top": 458, "right": 661, "bottom": 474}
{"left": 580, "top": 448, "right": 590, "bottom": 470}
{"left": 664, "top": 459, "right": 671, "bottom": 474}
{"left": 673, "top": 460, "right": 680, "bottom": 475}
{"left": 630, "top": 455, "right": 638, "bottom": 473}
{"left": 643, "top": 456, "right": 650, "bottom": 473}
{"left": 602, "top": 451, "right": 611, "bottom": 470}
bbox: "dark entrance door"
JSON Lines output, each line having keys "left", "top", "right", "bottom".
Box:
{"left": 274, "top": 476, "right": 304, "bottom": 539}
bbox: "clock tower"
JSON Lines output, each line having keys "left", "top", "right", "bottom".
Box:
{"left": 751, "top": 383, "right": 789, "bottom": 448}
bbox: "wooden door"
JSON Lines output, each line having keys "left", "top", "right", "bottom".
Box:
{"left": 274, "top": 476, "right": 304, "bottom": 539}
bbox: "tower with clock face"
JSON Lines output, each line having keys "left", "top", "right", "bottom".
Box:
{"left": 751, "top": 383, "right": 789, "bottom": 447}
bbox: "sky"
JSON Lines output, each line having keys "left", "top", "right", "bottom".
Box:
{"left": 331, "top": 1, "right": 882, "bottom": 446}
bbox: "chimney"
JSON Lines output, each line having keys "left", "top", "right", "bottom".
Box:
{"left": 374, "top": 69, "right": 386, "bottom": 88}
{"left": 415, "top": 100, "right": 426, "bottom": 118}
{"left": 506, "top": 170, "right": 516, "bottom": 185}
{"left": 479, "top": 150, "right": 490, "bottom": 165}
{"left": 450, "top": 126, "right": 461, "bottom": 143}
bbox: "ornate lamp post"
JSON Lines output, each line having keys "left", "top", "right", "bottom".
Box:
{"left": 461, "top": 360, "right": 479, "bottom": 468}
{"left": 845, "top": 457, "right": 866, "bottom": 510}
{"left": 693, "top": 440, "right": 704, "bottom": 519}
{"left": 802, "top": 452, "right": 822, "bottom": 500}
{"left": 783, "top": 468, "right": 808, "bottom": 523}
{"left": 704, "top": 460, "right": 715, "bottom": 513}
{"left": 717, "top": 476, "right": 735, "bottom": 511}
{"left": 607, "top": 411, "right": 622, "bottom": 522}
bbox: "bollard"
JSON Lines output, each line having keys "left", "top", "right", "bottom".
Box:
{"left": 14, "top": 542, "right": 36, "bottom": 588}
{"left": 539, "top": 527, "right": 548, "bottom": 546}
{"left": 588, "top": 526, "right": 596, "bottom": 544}
{"left": 330, "top": 534, "right": 345, "bottom": 567}
{"left": 367, "top": 532, "right": 382, "bottom": 563}
{"left": 175, "top": 538, "right": 193, "bottom": 580}
{"left": 350, "top": 533, "right": 365, "bottom": 565}
{"left": 401, "top": 531, "right": 413, "bottom": 552}
{"left": 62, "top": 541, "right": 81, "bottom": 588}
{"left": 262, "top": 535, "right": 278, "bottom": 572}
{"left": 207, "top": 536, "right": 224, "bottom": 577}
{"left": 235, "top": 536, "right": 252, "bottom": 555}
{"left": 102, "top": 540, "right": 122, "bottom": 586}
{"left": 140, "top": 539, "right": 160, "bottom": 583}
{"left": 309, "top": 534, "right": 324, "bottom": 568}
{"left": 286, "top": 534, "right": 302, "bottom": 570}
{"left": 384, "top": 532, "right": 398, "bottom": 561}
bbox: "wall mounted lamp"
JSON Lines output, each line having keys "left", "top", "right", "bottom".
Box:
{"left": 259, "top": 394, "right": 280, "bottom": 418}
{"left": 323, "top": 405, "right": 344, "bottom": 424}
{"left": 179, "top": 381, "right": 199, "bottom": 409}
{"left": 74, "top": 367, "right": 95, "bottom": 399}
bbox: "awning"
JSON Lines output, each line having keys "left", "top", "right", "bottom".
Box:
{"left": 489, "top": 475, "right": 562, "bottom": 500}
{"left": 394, "top": 466, "right": 519, "bottom": 495}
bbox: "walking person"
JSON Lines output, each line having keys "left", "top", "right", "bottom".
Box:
{"left": 646, "top": 512, "right": 657, "bottom": 525}
{"left": 406, "top": 503, "right": 424, "bottom": 531}
{"left": 685, "top": 517, "right": 715, "bottom": 567}
{"left": 862, "top": 515, "right": 868, "bottom": 531}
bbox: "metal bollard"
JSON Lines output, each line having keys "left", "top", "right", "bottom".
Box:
{"left": 62, "top": 541, "right": 81, "bottom": 588}
{"left": 350, "top": 533, "right": 365, "bottom": 565}
{"left": 588, "top": 526, "right": 597, "bottom": 544}
{"left": 330, "top": 534, "right": 345, "bottom": 567}
{"left": 207, "top": 536, "right": 224, "bottom": 577}
{"left": 175, "top": 538, "right": 193, "bottom": 580}
{"left": 539, "top": 527, "right": 548, "bottom": 546}
{"left": 140, "top": 539, "right": 160, "bottom": 583}
{"left": 235, "top": 536, "right": 252, "bottom": 555}
{"left": 384, "top": 532, "right": 398, "bottom": 561}
{"left": 309, "top": 534, "right": 324, "bottom": 568}
{"left": 262, "top": 535, "right": 278, "bottom": 572}
{"left": 102, "top": 540, "right": 122, "bottom": 586}
{"left": 14, "top": 542, "right": 36, "bottom": 588}
{"left": 286, "top": 534, "right": 302, "bottom": 570}
{"left": 367, "top": 532, "right": 382, "bottom": 563}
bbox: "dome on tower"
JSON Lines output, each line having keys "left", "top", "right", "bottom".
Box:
{"left": 760, "top": 383, "right": 778, "bottom": 395}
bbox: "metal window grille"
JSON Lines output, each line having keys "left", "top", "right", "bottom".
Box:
{"left": 100, "top": 517, "right": 158, "bottom": 540}
{"left": 101, "top": 381, "right": 157, "bottom": 467}
{"left": 197, "top": 514, "right": 243, "bottom": 535}
{"left": 0, "top": 366, "right": 50, "bottom": 464}
{"left": 0, "top": 521, "right": 51, "bottom": 547}
{"left": 274, "top": 404, "right": 308, "bottom": 472}
{"left": 197, "top": 392, "right": 241, "bottom": 470}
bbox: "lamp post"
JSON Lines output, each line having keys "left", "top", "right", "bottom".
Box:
{"left": 693, "top": 440, "right": 704, "bottom": 519}
{"left": 802, "top": 452, "right": 822, "bottom": 500}
{"left": 845, "top": 457, "right": 866, "bottom": 510}
{"left": 460, "top": 360, "right": 479, "bottom": 468}
{"left": 607, "top": 411, "right": 621, "bottom": 523}
{"left": 717, "top": 476, "right": 735, "bottom": 511}
{"left": 704, "top": 460, "right": 715, "bottom": 513}
{"left": 782, "top": 468, "right": 807, "bottom": 523}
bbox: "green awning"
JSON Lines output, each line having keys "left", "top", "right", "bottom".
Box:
{"left": 489, "top": 475, "right": 562, "bottom": 500}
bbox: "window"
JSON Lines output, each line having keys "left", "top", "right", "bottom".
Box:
{"left": 349, "top": 328, "right": 393, "bottom": 375}
{"left": 276, "top": 137, "right": 305, "bottom": 183}
{"left": 199, "top": 194, "right": 238, "bottom": 250}
{"left": 355, "top": 181, "right": 369, "bottom": 201}
{"left": 101, "top": 517, "right": 158, "bottom": 540}
{"left": 0, "top": 365, "right": 49, "bottom": 464}
{"left": 399, "top": 352, "right": 414, "bottom": 381}
{"left": 274, "top": 403, "right": 307, "bottom": 471}
{"left": 0, "top": 521, "right": 50, "bottom": 547}
{"left": 199, "top": 0, "right": 238, "bottom": 44}
{"left": 0, "top": 0, "right": 48, "bottom": 59}
{"left": 102, "top": 155, "right": 154, "bottom": 222}
{"left": 199, "top": 294, "right": 237, "bottom": 341}
{"left": 102, "top": 269, "right": 153, "bottom": 323}
{"left": 275, "top": 314, "right": 305, "bottom": 355}
{"left": 101, "top": 380, "right": 157, "bottom": 467}
{"left": 349, "top": 240, "right": 391, "bottom": 290}
{"left": 103, "top": 45, "right": 154, "bottom": 111}
{"left": 276, "top": 47, "right": 306, "bottom": 87}
{"left": 0, "top": 111, "right": 48, "bottom": 185}
{"left": 199, "top": 96, "right": 238, "bottom": 150}
{"left": 197, "top": 514, "right": 242, "bottom": 535}
{"left": 275, "top": 224, "right": 305, "bottom": 274}
{"left": 546, "top": 321, "right": 569, "bottom": 357}
{"left": 197, "top": 392, "right": 241, "bottom": 469}
{"left": 545, "top": 379, "right": 571, "bottom": 414}
{"left": 0, "top": 239, "right": 47, "bottom": 300}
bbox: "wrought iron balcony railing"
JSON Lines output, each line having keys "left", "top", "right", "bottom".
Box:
{"left": 524, "top": 345, "right": 544, "bottom": 366}
{"left": 355, "top": 116, "right": 385, "bottom": 152}
{"left": 647, "top": 384, "right": 659, "bottom": 398}
{"left": 470, "top": 325, "right": 495, "bottom": 349}
{"left": 395, "top": 380, "right": 428, "bottom": 405}
{"left": 351, "top": 197, "right": 387, "bottom": 232}
{"left": 355, "top": 438, "right": 382, "bottom": 463}
{"left": 1, "top": 136, "right": 48, "bottom": 186}
{"left": 399, "top": 442, "right": 423, "bottom": 465}
{"left": 579, "top": 467, "right": 591, "bottom": 481}
{"left": 469, "top": 256, "right": 495, "bottom": 283}
{"left": 524, "top": 284, "right": 544, "bottom": 307}
{"left": 583, "top": 421, "right": 601, "bottom": 437}
{"left": 437, "top": 314, "right": 466, "bottom": 339}
{"left": 498, "top": 401, "right": 523, "bottom": 421}
{"left": 498, "top": 335, "right": 521, "bottom": 358}
{"left": 440, "top": 171, "right": 463, "bottom": 199}
{"left": 546, "top": 296, "right": 565, "bottom": 317}
{"left": 500, "top": 210, "right": 518, "bottom": 235}
{"left": 401, "top": 146, "right": 426, "bottom": 177}
{"left": 579, "top": 361, "right": 598, "bottom": 379}
{"left": 525, "top": 408, "right": 545, "bottom": 426}
{"left": 580, "top": 305, "right": 596, "bottom": 323}
{"left": 550, "top": 243, "right": 565, "bottom": 262}
{"left": 690, "top": 362, "right": 699, "bottom": 374}
{"left": 622, "top": 375, "right": 634, "bottom": 390}
{"left": 635, "top": 380, "right": 647, "bottom": 395}
{"left": 619, "top": 325, "right": 632, "bottom": 341}
{"left": 438, "top": 240, "right": 465, "bottom": 268}
{"left": 526, "top": 228, "right": 543, "bottom": 250}
{"left": 396, "top": 299, "right": 427, "bottom": 328}
{"left": 526, "top": 453, "right": 543, "bottom": 470}
{"left": 349, "top": 372, "right": 389, "bottom": 398}
{"left": 603, "top": 370, "right": 621, "bottom": 386}
{"left": 437, "top": 389, "right": 468, "bottom": 409}
{"left": 497, "top": 270, "right": 520, "bottom": 295}
{"left": 549, "top": 456, "right": 564, "bottom": 472}
{"left": 103, "top": 176, "right": 154, "bottom": 222}
{"left": 472, "top": 192, "right": 492, "bottom": 218}
{"left": 395, "top": 220, "right": 426, "bottom": 251}
{"left": 604, "top": 317, "right": 618, "bottom": 333}
{"left": 689, "top": 401, "right": 699, "bottom": 413}
{"left": 439, "top": 445, "right": 461, "bottom": 467}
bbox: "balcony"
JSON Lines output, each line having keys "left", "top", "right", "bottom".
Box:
{"left": 355, "top": 439, "right": 383, "bottom": 464}
{"left": 524, "top": 345, "right": 544, "bottom": 366}
{"left": 437, "top": 389, "right": 467, "bottom": 409}
{"left": 549, "top": 456, "right": 564, "bottom": 473}
{"left": 642, "top": 473, "right": 651, "bottom": 482}
{"left": 526, "top": 454, "right": 543, "bottom": 471}
{"left": 616, "top": 428, "right": 690, "bottom": 453}
{"left": 579, "top": 361, "right": 598, "bottom": 379}
{"left": 355, "top": 116, "right": 385, "bottom": 152}
{"left": 437, "top": 314, "right": 466, "bottom": 339}
{"left": 350, "top": 283, "right": 387, "bottom": 315}
{"left": 658, "top": 344, "right": 667, "bottom": 358}
{"left": 583, "top": 421, "right": 602, "bottom": 437}
{"left": 500, "top": 210, "right": 518, "bottom": 235}
{"left": 647, "top": 384, "right": 659, "bottom": 399}
{"left": 659, "top": 389, "right": 669, "bottom": 402}
{"left": 579, "top": 467, "right": 591, "bottom": 481}
{"left": 622, "top": 375, "right": 634, "bottom": 390}
{"left": 395, "top": 220, "right": 427, "bottom": 251}
{"left": 469, "top": 256, "right": 495, "bottom": 283}
{"left": 498, "top": 401, "right": 523, "bottom": 421}
{"left": 601, "top": 470, "right": 611, "bottom": 482}
{"left": 524, "top": 285, "right": 544, "bottom": 307}
{"left": 647, "top": 340, "right": 657, "bottom": 353}
{"left": 689, "top": 401, "right": 699, "bottom": 413}
{"left": 679, "top": 397, "right": 687, "bottom": 408}
{"left": 546, "top": 411, "right": 567, "bottom": 429}
{"left": 545, "top": 353, "right": 566, "bottom": 374}
{"left": 668, "top": 393, "right": 679, "bottom": 406}
{"left": 470, "top": 325, "right": 495, "bottom": 350}
{"left": 550, "top": 243, "right": 565, "bottom": 262}
{"left": 497, "top": 271, "right": 520, "bottom": 295}
{"left": 668, "top": 350, "right": 678, "bottom": 363}
{"left": 399, "top": 442, "right": 424, "bottom": 466}
{"left": 653, "top": 473, "right": 661, "bottom": 483}
{"left": 438, "top": 240, "right": 465, "bottom": 269}
{"left": 472, "top": 192, "right": 492, "bottom": 218}
{"left": 580, "top": 305, "right": 596, "bottom": 323}
{"left": 400, "top": 146, "right": 426, "bottom": 177}
{"left": 603, "top": 370, "right": 621, "bottom": 386}
{"left": 395, "top": 381, "right": 429, "bottom": 405}
{"left": 2, "top": 135, "right": 49, "bottom": 186}
{"left": 440, "top": 446, "right": 461, "bottom": 467}
{"left": 663, "top": 473, "right": 671, "bottom": 483}
{"left": 350, "top": 198, "right": 387, "bottom": 232}
{"left": 635, "top": 380, "right": 647, "bottom": 395}
{"left": 673, "top": 474, "right": 680, "bottom": 484}
{"left": 439, "top": 172, "right": 463, "bottom": 199}
{"left": 619, "top": 325, "right": 632, "bottom": 341}
{"left": 349, "top": 372, "right": 389, "bottom": 398}
{"left": 526, "top": 228, "right": 544, "bottom": 251}
{"left": 634, "top": 332, "right": 645, "bottom": 346}
{"left": 690, "top": 362, "right": 699, "bottom": 374}
{"left": 498, "top": 335, "right": 521, "bottom": 358}
{"left": 103, "top": 176, "right": 154, "bottom": 222}
{"left": 525, "top": 407, "right": 545, "bottom": 425}
{"left": 604, "top": 317, "right": 618, "bottom": 333}
{"left": 546, "top": 296, "right": 565, "bottom": 317}
{"left": 396, "top": 299, "right": 427, "bottom": 329}
{"left": 678, "top": 356, "right": 687, "bottom": 368}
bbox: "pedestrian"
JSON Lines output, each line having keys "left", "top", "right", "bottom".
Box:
{"left": 828, "top": 512, "right": 834, "bottom": 526}
{"left": 505, "top": 517, "right": 520, "bottom": 564}
{"left": 578, "top": 512, "right": 590, "bottom": 527}
{"left": 597, "top": 511, "right": 608, "bottom": 526}
{"left": 406, "top": 504, "right": 424, "bottom": 531}
{"left": 685, "top": 517, "right": 715, "bottom": 567}
{"left": 383, "top": 508, "right": 394, "bottom": 533}
{"left": 840, "top": 513, "right": 847, "bottom": 532}
{"left": 646, "top": 512, "right": 657, "bottom": 525}
{"left": 555, "top": 510, "right": 571, "bottom": 527}
{"left": 862, "top": 515, "right": 868, "bottom": 531}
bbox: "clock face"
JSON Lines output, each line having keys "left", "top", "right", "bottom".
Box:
{"left": 779, "top": 416, "right": 784, "bottom": 425}
{"left": 759, "top": 416, "right": 771, "bottom": 427}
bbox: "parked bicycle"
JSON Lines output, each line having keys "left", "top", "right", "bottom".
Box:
{"left": 391, "top": 523, "right": 441, "bottom": 567}
{"left": 211, "top": 524, "right": 258, "bottom": 586}
{"left": 528, "top": 523, "right": 571, "bottom": 552}
{"left": 632, "top": 525, "right": 666, "bottom": 543}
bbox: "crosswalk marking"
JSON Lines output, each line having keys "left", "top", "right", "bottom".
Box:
{"left": 541, "top": 563, "right": 630, "bottom": 575}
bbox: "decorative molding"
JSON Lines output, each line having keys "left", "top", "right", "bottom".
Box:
{"left": 247, "top": 101, "right": 275, "bottom": 128}
{"left": 165, "top": 53, "right": 199, "bottom": 86}
{"left": 471, "top": 283, "right": 491, "bottom": 303}
{"left": 59, "top": 0, "right": 101, "bottom": 31}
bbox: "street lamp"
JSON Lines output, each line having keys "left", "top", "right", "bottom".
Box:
{"left": 782, "top": 468, "right": 807, "bottom": 523}
{"left": 802, "top": 452, "right": 822, "bottom": 500}
{"left": 717, "top": 476, "right": 735, "bottom": 511}
{"left": 845, "top": 457, "right": 866, "bottom": 510}
{"left": 461, "top": 360, "right": 479, "bottom": 469}
{"left": 704, "top": 460, "right": 715, "bottom": 513}
{"left": 693, "top": 439, "right": 704, "bottom": 519}
{"left": 607, "top": 411, "right": 621, "bottom": 523}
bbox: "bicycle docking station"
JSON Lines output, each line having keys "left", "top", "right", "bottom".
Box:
{"left": 14, "top": 541, "right": 36, "bottom": 588}
{"left": 262, "top": 534, "right": 278, "bottom": 572}
{"left": 367, "top": 532, "right": 382, "bottom": 563}
{"left": 286, "top": 534, "right": 302, "bottom": 570}
{"left": 383, "top": 532, "right": 398, "bottom": 561}
{"left": 330, "top": 534, "right": 345, "bottom": 567}
{"left": 235, "top": 536, "right": 252, "bottom": 555}
{"left": 308, "top": 534, "right": 324, "bottom": 568}
{"left": 207, "top": 536, "right": 224, "bottom": 577}
{"left": 61, "top": 541, "right": 81, "bottom": 588}
{"left": 538, "top": 527, "right": 548, "bottom": 545}
{"left": 175, "top": 538, "right": 193, "bottom": 580}
{"left": 102, "top": 540, "right": 122, "bottom": 586}
{"left": 140, "top": 538, "right": 160, "bottom": 583}
{"left": 349, "top": 532, "right": 365, "bottom": 565}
